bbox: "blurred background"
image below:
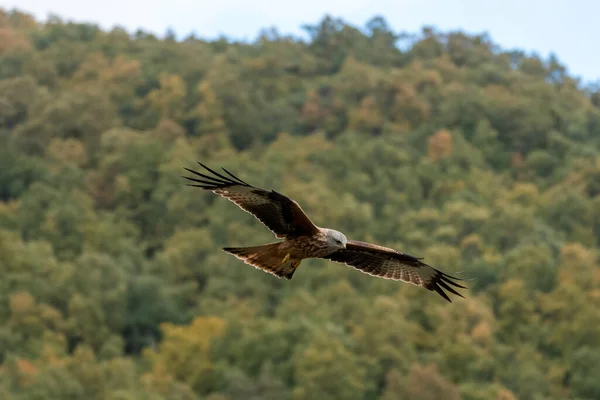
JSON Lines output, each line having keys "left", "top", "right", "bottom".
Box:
{"left": 0, "top": 1, "right": 599, "bottom": 399}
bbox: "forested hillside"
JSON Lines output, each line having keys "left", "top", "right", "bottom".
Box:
{"left": 1, "top": 8, "right": 600, "bottom": 400}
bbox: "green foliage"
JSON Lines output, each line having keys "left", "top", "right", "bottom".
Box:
{"left": 292, "top": 332, "right": 368, "bottom": 400}
{"left": 1, "top": 8, "right": 600, "bottom": 399}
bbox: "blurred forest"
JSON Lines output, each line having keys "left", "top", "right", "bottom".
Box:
{"left": 1, "top": 8, "right": 600, "bottom": 400}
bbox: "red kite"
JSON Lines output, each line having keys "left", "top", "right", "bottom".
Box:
{"left": 183, "top": 163, "right": 465, "bottom": 302}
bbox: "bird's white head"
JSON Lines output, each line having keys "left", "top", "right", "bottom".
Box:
{"left": 324, "top": 229, "right": 347, "bottom": 250}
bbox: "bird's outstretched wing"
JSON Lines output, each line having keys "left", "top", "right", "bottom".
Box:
{"left": 322, "top": 240, "right": 466, "bottom": 302}
{"left": 182, "top": 162, "right": 319, "bottom": 239}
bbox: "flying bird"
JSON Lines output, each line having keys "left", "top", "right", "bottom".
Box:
{"left": 182, "top": 163, "right": 466, "bottom": 302}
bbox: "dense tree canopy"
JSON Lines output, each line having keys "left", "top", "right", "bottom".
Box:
{"left": 1, "top": 8, "right": 600, "bottom": 400}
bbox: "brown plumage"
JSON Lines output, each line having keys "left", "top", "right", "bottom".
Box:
{"left": 182, "top": 162, "right": 466, "bottom": 302}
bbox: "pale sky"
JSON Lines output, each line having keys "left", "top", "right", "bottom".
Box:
{"left": 2, "top": 0, "right": 598, "bottom": 83}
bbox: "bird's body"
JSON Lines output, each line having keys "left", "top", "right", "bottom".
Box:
{"left": 281, "top": 228, "right": 346, "bottom": 259}
{"left": 183, "top": 163, "right": 466, "bottom": 302}
{"left": 224, "top": 228, "right": 346, "bottom": 279}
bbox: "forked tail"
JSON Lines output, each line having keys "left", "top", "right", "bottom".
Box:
{"left": 223, "top": 242, "right": 301, "bottom": 279}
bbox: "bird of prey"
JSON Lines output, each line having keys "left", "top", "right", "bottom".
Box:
{"left": 182, "top": 163, "right": 466, "bottom": 302}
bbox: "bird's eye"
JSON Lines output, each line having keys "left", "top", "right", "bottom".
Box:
{"left": 335, "top": 239, "right": 342, "bottom": 245}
